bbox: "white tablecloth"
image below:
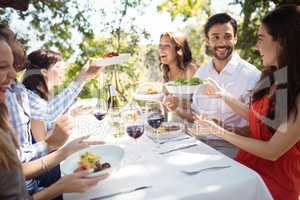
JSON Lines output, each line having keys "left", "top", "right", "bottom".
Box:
{"left": 64, "top": 115, "right": 273, "bottom": 200}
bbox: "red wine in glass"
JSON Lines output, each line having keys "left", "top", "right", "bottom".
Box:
{"left": 93, "top": 111, "right": 107, "bottom": 121}
{"left": 147, "top": 113, "right": 164, "bottom": 129}
{"left": 126, "top": 125, "right": 144, "bottom": 139}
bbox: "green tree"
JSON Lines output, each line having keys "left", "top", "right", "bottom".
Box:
{"left": 232, "top": 0, "right": 296, "bottom": 68}
{"left": 232, "top": 0, "right": 274, "bottom": 68}
{"left": 157, "top": 0, "right": 210, "bottom": 21}
{"left": 1, "top": 0, "right": 151, "bottom": 100}
{"left": 0, "top": 1, "right": 95, "bottom": 57}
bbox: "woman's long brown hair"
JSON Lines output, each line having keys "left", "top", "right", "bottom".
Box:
{"left": 0, "top": 102, "right": 21, "bottom": 170}
{"left": 252, "top": 5, "right": 300, "bottom": 134}
{"left": 159, "top": 32, "right": 193, "bottom": 82}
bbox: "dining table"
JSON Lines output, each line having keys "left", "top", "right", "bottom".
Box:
{"left": 63, "top": 114, "right": 273, "bottom": 200}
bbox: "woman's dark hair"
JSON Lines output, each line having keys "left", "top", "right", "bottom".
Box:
{"left": 252, "top": 5, "right": 300, "bottom": 133}
{"left": 204, "top": 13, "right": 237, "bottom": 38}
{"left": 159, "top": 32, "right": 193, "bottom": 82}
{"left": 22, "top": 49, "right": 62, "bottom": 100}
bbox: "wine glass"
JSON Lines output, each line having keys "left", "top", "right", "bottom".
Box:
{"left": 93, "top": 99, "right": 108, "bottom": 121}
{"left": 123, "top": 102, "right": 144, "bottom": 160}
{"left": 145, "top": 101, "right": 165, "bottom": 147}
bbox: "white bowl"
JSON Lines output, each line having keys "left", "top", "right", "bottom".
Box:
{"left": 165, "top": 83, "right": 206, "bottom": 95}
{"left": 91, "top": 53, "right": 130, "bottom": 67}
{"left": 61, "top": 144, "right": 124, "bottom": 177}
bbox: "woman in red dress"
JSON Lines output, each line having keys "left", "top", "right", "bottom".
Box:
{"left": 193, "top": 5, "right": 300, "bottom": 200}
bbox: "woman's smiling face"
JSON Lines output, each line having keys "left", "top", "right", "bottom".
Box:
{"left": 256, "top": 24, "right": 281, "bottom": 68}
{"left": 159, "top": 35, "right": 177, "bottom": 66}
{"left": 0, "top": 39, "right": 16, "bottom": 102}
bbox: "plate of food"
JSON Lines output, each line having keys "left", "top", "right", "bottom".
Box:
{"left": 61, "top": 145, "right": 124, "bottom": 177}
{"left": 165, "top": 77, "right": 207, "bottom": 95}
{"left": 155, "top": 122, "right": 184, "bottom": 140}
{"left": 133, "top": 82, "right": 163, "bottom": 101}
{"left": 91, "top": 52, "right": 130, "bottom": 67}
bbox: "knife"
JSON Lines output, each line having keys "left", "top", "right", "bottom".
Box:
{"left": 90, "top": 186, "right": 152, "bottom": 200}
{"left": 159, "top": 144, "right": 198, "bottom": 155}
{"left": 159, "top": 137, "right": 190, "bottom": 145}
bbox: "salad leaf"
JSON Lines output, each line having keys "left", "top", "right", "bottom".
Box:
{"left": 168, "top": 77, "right": 206, "bottom": 86}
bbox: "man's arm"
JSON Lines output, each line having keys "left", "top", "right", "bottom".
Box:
{"left": 28, "top": 61, "right": 102, "bottom": 123}
{"left": 28, "top": 81, "right": 82, "bottom": 122}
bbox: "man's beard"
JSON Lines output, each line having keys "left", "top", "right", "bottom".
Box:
{"left": 210, "top": 45, "right": 233, "bottom": 61}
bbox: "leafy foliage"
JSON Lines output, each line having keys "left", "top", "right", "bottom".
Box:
{"left": 157, "top": 0, "right": 210, "bottom": 21}
{"left": 1, "top": 0, "right": 151, "bottom": 100}
{"left": 232, "top": 0, "right": 275, "bottom": 68}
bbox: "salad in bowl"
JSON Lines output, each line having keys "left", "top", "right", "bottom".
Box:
{"left": 165, "top": 77, "right": 207, "bottom": 95}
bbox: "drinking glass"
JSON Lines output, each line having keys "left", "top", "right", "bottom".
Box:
{"left": 145, "top": 101, "right": 165, "bottom": 147}
{"left": 123, "top": 102, "right": 144, "bottom": 160}
{"left": 93, "top": 99, "right": 108, "bottom": 121}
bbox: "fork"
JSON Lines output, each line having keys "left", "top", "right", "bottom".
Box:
{"left": 181, "top": 165, "right": 231, "bottom": 175}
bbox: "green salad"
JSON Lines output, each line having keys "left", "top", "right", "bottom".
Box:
{"left": 167, "top": 77, "right": 206, "bottom": 86}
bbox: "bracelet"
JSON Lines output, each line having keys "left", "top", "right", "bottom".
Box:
{"left": 41, "top": 158, "right": 49, "bottom": 172}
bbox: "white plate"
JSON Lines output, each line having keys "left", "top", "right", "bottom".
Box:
{"left": 61, "top": 144, "right": 124, "bottom": 177}
{"left": 91, "top": 53, "right": 130, "bottom": 67}
{"left": 149, "top": 122, "right": 184, "bottom": 140}
{"left": 164, "top": 83, "right": 206, "bottom": 95}
{"left": 133, "top": 92, "right": 163, "bottom": 101}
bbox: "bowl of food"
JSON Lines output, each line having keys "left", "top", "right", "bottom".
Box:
{"left": 61, "top": 144, "right": 124, "bottom": 177}
{"left": 91, "top": 52, "right": 130, "bottom": 67}
{"left": 165, "top": 77, "right": 207, "bottom": 95}
{"left": 134, "top": 82, "right": 163, "bottom": 101}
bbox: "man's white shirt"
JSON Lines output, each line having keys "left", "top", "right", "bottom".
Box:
{"left": 192, "top": 53, "right": 261, "bottom": 130}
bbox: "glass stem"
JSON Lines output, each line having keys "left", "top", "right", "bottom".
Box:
{"left": 135, "top": 139, "right": 141, "bottom": 160}
{"left": 155, "top": 129, "right": 160, "bottom": 148}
